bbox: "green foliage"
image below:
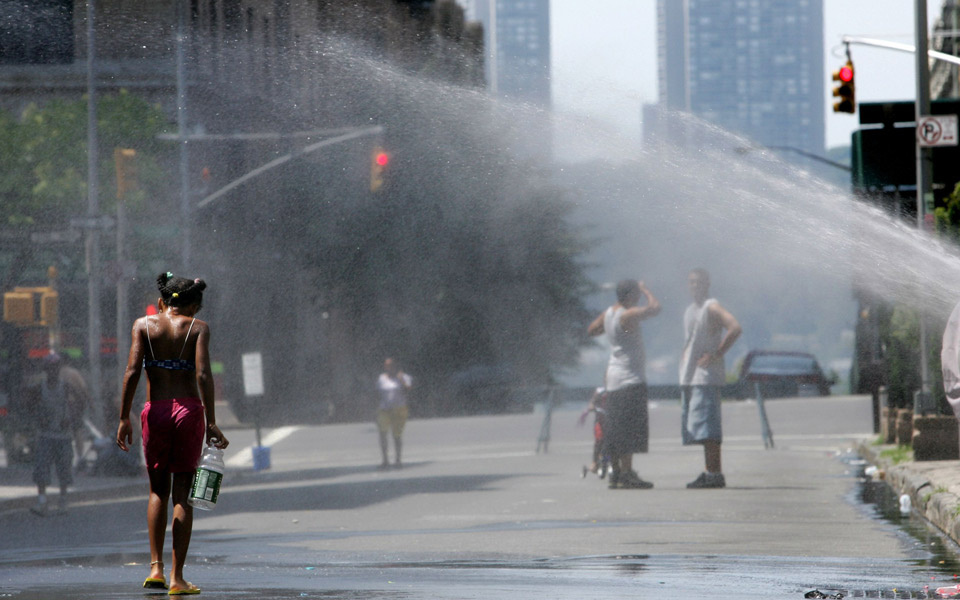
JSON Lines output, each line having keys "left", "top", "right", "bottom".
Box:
{"left": 935, "top": 182, "right": 960, "bottom": 244}
{"left": 0, "top": 90, "right": 169, "bottom": 227}
{"left": 878, "top": 444, "right": 912, "bottom": 465}
{"left": 882, "top": 305, "right": 921, "bottom": 409}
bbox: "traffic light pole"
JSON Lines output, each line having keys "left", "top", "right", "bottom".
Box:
{"left": 176, "top": 0, "right": 191, "bottom": 272}
{"left": 193, "top": 125, "right": 385, "bottom": 211}
{"left": 840, "top": 36, "right": 960, "bottom": 67}
{"left": 914, "top": 0, "right": 935, "bottom": 414}
{"left": 85, "top": 0, "right": 104, "bottom": 431}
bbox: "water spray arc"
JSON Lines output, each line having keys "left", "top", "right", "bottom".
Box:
{"left": 835, "top": 1, "right": 942, "bottom": 415}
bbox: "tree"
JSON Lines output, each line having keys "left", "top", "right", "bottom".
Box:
{"left": 0, "top": 90, "right": 170, "bottom": 283}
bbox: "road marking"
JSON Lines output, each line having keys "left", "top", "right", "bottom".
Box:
{"left": 226, "top": 426, "right": 300, "bottom": 467}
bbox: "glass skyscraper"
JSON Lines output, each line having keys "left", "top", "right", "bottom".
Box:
{"left": 467, "top": 0, "right": 551, "bottom": 106}
{"left": 656, "top": 0, "right": 825, "bottom": 154}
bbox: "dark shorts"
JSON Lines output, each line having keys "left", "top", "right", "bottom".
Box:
{"left": 603, "top": 383, "right": 649, "bottom": 456}
{"left": 141, "top": 397, "right": 205, "bottom": 473}
{"left": 33, "top": 435, "right": 74, "bottom": 487}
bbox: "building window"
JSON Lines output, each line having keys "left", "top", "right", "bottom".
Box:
{"left": 0, "top": 0, "right": 73, "bottom": 64}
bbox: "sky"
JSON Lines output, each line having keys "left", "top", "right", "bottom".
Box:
{"left": 550, "top": 0, "right": 945, "bottom": 153}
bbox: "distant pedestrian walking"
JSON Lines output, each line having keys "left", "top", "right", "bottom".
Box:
{"left": 587, "top": 279, "right": 661, "bottom": 489}
{"left": 377, "top": 358, "right": 412, "bottom": 469}
{"left": 679, "top": 268, "right": 741, "bottom": 489}
{"left": 29, "top": 351, "right": 89, "bottom": 516}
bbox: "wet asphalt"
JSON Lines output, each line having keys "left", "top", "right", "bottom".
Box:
{"left": 3, "top": 396, "right": 960, "bottom": 599}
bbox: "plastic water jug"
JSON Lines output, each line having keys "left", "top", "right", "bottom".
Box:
{"left": 188, "top": 441, "right": 224, "bottom": 510}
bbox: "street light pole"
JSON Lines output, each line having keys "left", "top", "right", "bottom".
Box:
{"left": 85, "top": 0, "right": 104, "bottom": 430}
{"left": 176, "top": 0, "right": 191, "bottom": 271}
{"left": 915, "top": 0, "right": 935, "bottom": 414}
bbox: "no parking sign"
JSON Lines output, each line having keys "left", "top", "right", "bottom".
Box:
{"left": 917, "top": 115, "right": 958, "bottom": 147}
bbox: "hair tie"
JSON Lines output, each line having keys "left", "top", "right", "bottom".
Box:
{"left": 172, "top": 292, "right": 179, "bottom": 298}
{"left": 166, "top": 271, "right": 173, "bottom": 278}
{"left": 194, "top": 278, "right": 200, "bottom": 284}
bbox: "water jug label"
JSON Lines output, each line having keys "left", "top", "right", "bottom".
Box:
{"left": 190, "top": 468, "right": 222, "bottom": 504}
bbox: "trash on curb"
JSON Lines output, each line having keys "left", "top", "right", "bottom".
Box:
{"left": 804, "top": 590, "right": 845, "bottom": 599}
{"left": 899, "top": 494, "right": 912, "bottom": 515}
{"left": 937, "top": 584, "right": 960, "bottom": 597}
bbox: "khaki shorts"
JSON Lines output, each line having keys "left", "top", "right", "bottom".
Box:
{"left": 377, "top": 405, "right": 408, "bottom": 437}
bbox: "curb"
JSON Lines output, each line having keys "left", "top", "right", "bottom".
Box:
{"left": 858, "top": 441, "right": 960, "bottom": 546}
{"left": 0, "top": 475, "right": 144, "bottom": 514}
{"left": 0, "top": 401, "right": 247, "bottom": 515}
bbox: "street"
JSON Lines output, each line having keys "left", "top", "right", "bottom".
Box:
{"left": 1, "top": 395, "right": 955, "bottom": 599}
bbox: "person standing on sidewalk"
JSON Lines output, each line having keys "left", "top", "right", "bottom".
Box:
{"left": 587, "top": 279, "right": 660, "bottom": 489}
{"left": 116, "top": 272, "right": 229, "bottom": 595}
{"left": 377, "top": 358, "right": 412, "bottom": 469}
{"left": 679, "top": 268, "right": 741, "bottom": 489}
{"left": 29, "top": 351, "right": 89, "bottom": 516}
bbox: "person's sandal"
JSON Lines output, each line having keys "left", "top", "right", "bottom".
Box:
{"left": 143, "top": 560, "right": 167, "bottom": 590}
{"left": 168, "top": 582, "right": 201, "bottom": 595}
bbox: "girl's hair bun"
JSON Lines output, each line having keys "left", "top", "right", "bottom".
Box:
{"left": 157, "top": 272, "right": 173, "bottom": 289}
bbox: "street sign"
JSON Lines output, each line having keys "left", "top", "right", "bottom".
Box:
{"left": 242, "top": 352, "right": 265, "bottom": 396}
{"left": 30, "top": 230, "right": 82, "bottom": 244}
{"left": 917, "top": 115, "right": 959, "bottom": 147}
{"left": 69, "top": 215, "right": 116, "bottom": 230}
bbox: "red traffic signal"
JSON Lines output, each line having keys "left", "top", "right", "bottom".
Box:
{"left": 832, "top": 60, "right": 855, "bottom": 114}
{"left": 837, "top": 65, "right": 853, "bottom": 83}
{"left": 370, "top": 147, "right": 389, "bottom": 192}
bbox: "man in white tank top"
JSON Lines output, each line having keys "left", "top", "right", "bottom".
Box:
{"left": 587, "top": 279, "right": 661, "bottom": 489}
{"left": 679, "top": 268, "right": 741, "bottom": 489}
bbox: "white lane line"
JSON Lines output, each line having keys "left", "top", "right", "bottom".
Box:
{"left": 226, "top": 426, "right": 300, "bottom": 467}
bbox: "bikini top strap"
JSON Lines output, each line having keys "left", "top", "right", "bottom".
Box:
{"left": 178, "top": 317, "right": 197, "bottom": 359}
{"left": 144, "top": 320, "right": 156, "bottom": 360}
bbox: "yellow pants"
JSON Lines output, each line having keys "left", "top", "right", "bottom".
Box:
{"left": 377, "top": 405, "right": 408, "bottom": 437}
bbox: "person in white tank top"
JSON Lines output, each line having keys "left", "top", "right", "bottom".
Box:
{"left": 587, "top": 279, "right": 661, "bottom": 489}
{"left": 679, "top": 268, "right": 741, "bottom": 489}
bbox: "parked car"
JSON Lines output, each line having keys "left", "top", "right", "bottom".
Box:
{"left": 737, "top": 350, "right": 836, "bottom": 399}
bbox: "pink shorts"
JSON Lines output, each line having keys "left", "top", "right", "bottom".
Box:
{"left": 141, "top": 397, "right": 205, "bottom": 473}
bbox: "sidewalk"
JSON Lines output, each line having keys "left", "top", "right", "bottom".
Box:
{"left": 859, "top": 441, "right": 960, "bottom": 546}
{"left": 0, "top": 400, "right": 245, "bottom": 513}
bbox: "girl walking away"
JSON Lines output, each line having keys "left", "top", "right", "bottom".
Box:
{"left": 116, "top": 272, "right": 229, "bottom": 595}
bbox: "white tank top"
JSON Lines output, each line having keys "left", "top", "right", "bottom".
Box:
{"left": 679, "top": 298, "right": 725, "bottom": 386}
{"left": 604, "top": 306, "right": 646, "bottom": 391}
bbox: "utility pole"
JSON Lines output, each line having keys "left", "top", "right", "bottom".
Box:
{"left": 176, "top": 0, "right": 191, "bottom": 272}
{"left": 915, "top": 0, "right": 935, "bottom": 414}
{"left": 85, "top": 0, "right": 104, "bottom": 430}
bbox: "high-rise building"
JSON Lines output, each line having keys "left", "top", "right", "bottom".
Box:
{"left": 466, "top": 0, "right": 550, "bottom": 106}
{"left": 931, "top": 0, "right": 960, "bottom": 100}
{"left": 652, "top": 0, "right": 824, "bottom": 154}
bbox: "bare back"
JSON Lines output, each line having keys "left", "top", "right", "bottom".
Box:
{"left": 132, "top": 312, "right": 210, "bottom": 401}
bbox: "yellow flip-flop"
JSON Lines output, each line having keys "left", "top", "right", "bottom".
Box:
{"left": 143, "top": 577, "right": 168, "bottom": 590}
{"left": 168, "top": 583, "right": 201, "bottom": 595}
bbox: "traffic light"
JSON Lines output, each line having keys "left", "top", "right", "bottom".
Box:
{"left": 832, "top": 61, "right": 855, "bottom": 114}
{"left": 114, "top": 148, "right": 138, "bottom": 200}
{"left": 3, "top": 292, "right": 33, "bottom": 324}
{"left": 3, "top": 287, "right": 57, "bottom": 326}
{"left": 370, "top": 147, "right": 389, "bottom": 193}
